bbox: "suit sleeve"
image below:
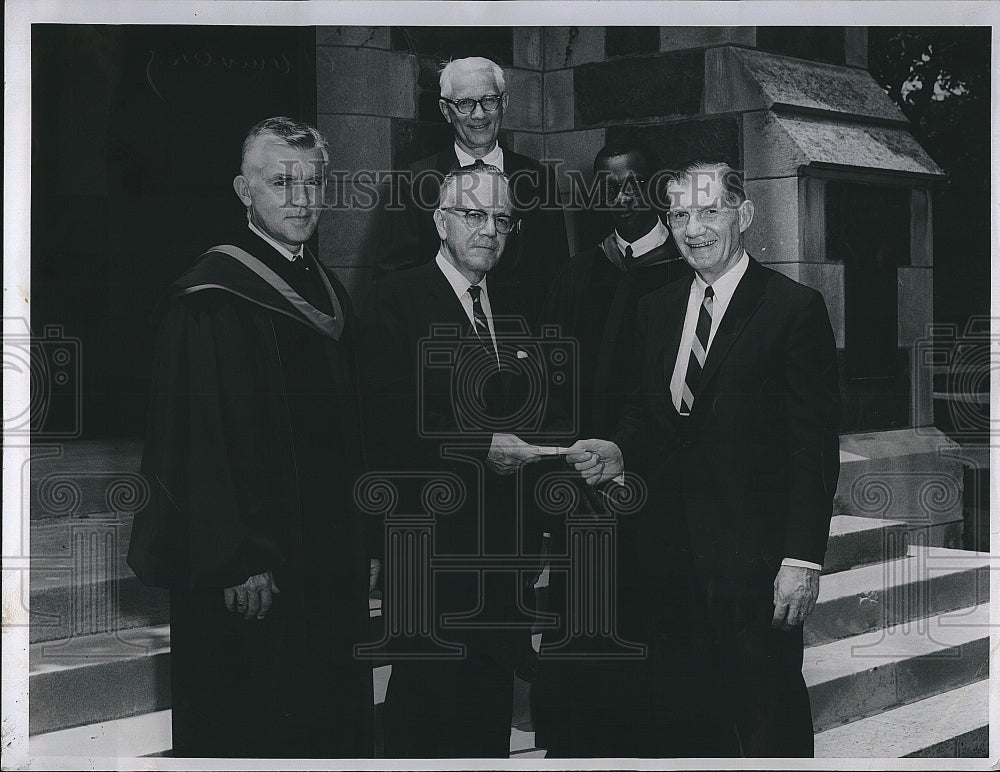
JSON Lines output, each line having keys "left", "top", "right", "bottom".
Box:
{"left": 782, "top": 291, "right": 841, "bottom": 565}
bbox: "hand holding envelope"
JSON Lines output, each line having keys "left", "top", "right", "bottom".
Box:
{"left": 564, "top": 439, "right": 625, "bottom": 486}
{"left": 485, "top": 434, "right": 573, "bottom": 475}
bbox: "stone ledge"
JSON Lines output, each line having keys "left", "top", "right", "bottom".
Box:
{"left": 745, "top": 111, "right": 944, "bottom": 180}
{"left": 804, "top": 546, "right": 989, "bottom": 646}
{"left": 814, "top": 679, "right": 988, "bottom": 758}
{"left": 804, "top": 602, "right": 989, "bottom": 732}
{"left": 823, "top": 515, "right": 908, "bottom": 574}
{"left": 706, "top": 47, "right": 906, "bottom": 123}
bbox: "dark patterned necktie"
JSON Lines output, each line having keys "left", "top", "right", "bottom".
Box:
{"left": 467, "top": 284, "right": 496, "bottom": 358}
{"left": 624, "top": 244, "right": 634, "bottom": 261}
{"left": 679, "top": 285, "right": 714, "bottom": 415}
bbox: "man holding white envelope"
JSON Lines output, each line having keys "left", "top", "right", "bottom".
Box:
{"left": 360, "top": 162, "right": 558, "bottom": 757}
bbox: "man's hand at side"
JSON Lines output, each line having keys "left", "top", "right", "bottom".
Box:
{"left": 565, "top": 439, "right": 624, "bottom": 486}
{"left": 224, "top": 571, "right": 280, "bottom": 620}
{"left": 487, "top": 433, "right": 544, "bottom": 475}
{"left": 771, "top": 564, "right": 820, "bottom": 631}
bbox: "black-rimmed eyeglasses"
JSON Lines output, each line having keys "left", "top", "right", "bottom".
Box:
{"left": 441, "top": 207, "right": 516, "bottom": 234}
{"left": 440, "top": 94, "right": 505, "bottom": 115}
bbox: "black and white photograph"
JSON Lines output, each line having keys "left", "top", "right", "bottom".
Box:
{"left": 3, "top": 1, "right": 997, "bottom": 768}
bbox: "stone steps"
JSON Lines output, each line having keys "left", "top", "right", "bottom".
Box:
{"left": 803, "top": 545, "right": 988, "bottom": 647}
{"left": 803, "top": 602, "right": 989, "bottom": 733}
{"left": 835, "top": 429, "right": 966, "bottom": 548}
{"left": 29, "top": 625, "right": 171, "bottom": 735}
{"left": 814, "top": 679, "right": 989, "bottom": 758}
{"left": 25, "top": 440, "right": 989, "bottom": 758}
{"left": 29, "top": 518, "right": 169, "bottom": 644}
{"left": 822, "top": 514, "right": 907, "bottom": 574}
{"left": 30, "top": 669, "right": 538, "bottom": 759}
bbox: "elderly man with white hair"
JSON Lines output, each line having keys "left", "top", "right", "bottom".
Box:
{"left": 361, "top": 163, "right": 553, "bottom": 757}
{"left": 376, "top": 56, "right": 570, "bottom": 331}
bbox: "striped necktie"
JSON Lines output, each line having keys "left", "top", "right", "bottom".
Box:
{"left": 467, "top": 284, "right": 495, "bottom": 357}
{"left": 679, "top": 285, "right": 714, "bottom": 415}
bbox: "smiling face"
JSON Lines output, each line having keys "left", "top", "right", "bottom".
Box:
{"left": 596, "top": 151, "right": 658, "bottom": 243}
{"left": 433, "top": 170, "right": 512, "bottom": 285}
{"left": 666, "top": 165, "right": 754, "bottom": 285}
{"left": 233, "top": 138, "right": 326, "bottom": 250}
{"left": 439, "top": 67, "right": 507, "bottom": 158}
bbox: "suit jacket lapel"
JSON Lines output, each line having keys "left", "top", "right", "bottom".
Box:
{"left": 696, "top": 257, "right": 768, "bottom": 393}
{"left": 437, "top": 148, "right": 459, "bottom": 174}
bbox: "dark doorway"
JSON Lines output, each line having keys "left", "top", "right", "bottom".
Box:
{"left": 31, "top": 25, "right": 317, "bottom": 438}
{"left": 826, "top": 180, "right": 911, "bottom": 431}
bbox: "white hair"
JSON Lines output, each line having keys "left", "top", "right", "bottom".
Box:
{"left": 439, "top": 57, "right": 506, "bottom": 99}
{"left": 438, "top": 163, "right": 510, "bottom": 210}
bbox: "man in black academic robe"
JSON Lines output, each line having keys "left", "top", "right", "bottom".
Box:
{"left": 373, "top": 56, "right": 569, "bottom": 329}
{"left": 127, "top": 118, "right": 373, "bottom": 758}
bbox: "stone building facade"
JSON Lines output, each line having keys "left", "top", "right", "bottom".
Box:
{"left": 313, "top": 26, "right": 943, "bottom": 439}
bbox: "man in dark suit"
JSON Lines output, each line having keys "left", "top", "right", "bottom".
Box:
{"left": 567, "top": 161, "right": 840, "bottom": 757}
{"left": 377, "top": 56, "right": 570, "bottom": 329}
{"left": 361, "top": 163, "right": 550, "bottom": 758}
{"left": 128, "top": 117, "right": 373, "bottom": 758}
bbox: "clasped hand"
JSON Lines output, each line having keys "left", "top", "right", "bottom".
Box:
{"left": 564, "top": 439, "right": 624, "bottom": 486}
{"left": 224, "top": 571, "right": 280, "bottom": 620}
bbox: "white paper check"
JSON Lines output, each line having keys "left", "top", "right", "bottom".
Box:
{"left": 530, "top": 445, "right": 574, "bottom": 455}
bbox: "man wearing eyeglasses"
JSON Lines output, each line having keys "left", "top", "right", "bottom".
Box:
{"left": 376, "top": 56, "right": 570, "bottom": 331}
{"left": 361, "top": 163, "right": 551, "bottom": 757}
{"left": 567, "top": 161, "right": 840, "bottom": 757}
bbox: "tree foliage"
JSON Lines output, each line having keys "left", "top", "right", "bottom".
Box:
{"left": 868, "top": 27, "right": 990, "bottom": 193}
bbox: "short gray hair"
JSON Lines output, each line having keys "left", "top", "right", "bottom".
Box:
{"left": 438, "top": 162, "right": 510, "bottom": 210}
{"left": 439, "top": 57, "right": 506, "bottom": 99}
{"left": 239, "top": 116, "right": 328, "bottom": 175}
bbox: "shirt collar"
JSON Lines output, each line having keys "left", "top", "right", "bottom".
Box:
{"left": 692, "top": 249, "right": 750, "bottom": 311}
{"left": 435, "top": 250, "right": 488, "bottom": 300}
{"left": 614, "top": 218, "right": 669, "bottom": 259}
{"left": 248, "top": 219, "right": 303, "bottom": 262}
{"left": 454, "top": 142, "right": 504, "bottom": 171}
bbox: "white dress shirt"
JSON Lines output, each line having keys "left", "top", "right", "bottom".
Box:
{"left": 454, "top": 142, "right": 504, "bottom": 171}
{"left": 667, "top": 250, "right": 820, "bottom": 571}
{"left": 248, "top": 219, "right": 303, "bottom": 262}
{"left": 614, "top": 218, "right": 669, "bottom": 259}
{"left": 434, "top": 251, "right": 499, "bottom": 358}
{"left": 668, "top": 251, "right": 750, "bottom": 410}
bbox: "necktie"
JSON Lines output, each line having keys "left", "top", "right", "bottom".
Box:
{"left": 467, "top": 285, "right": 495, "bottom": 357}
{"left": 624, "top": 244, "right": 634, "bottom": 261}
{"left": 680, "top": 285, "right": 714, "bottom": 415}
